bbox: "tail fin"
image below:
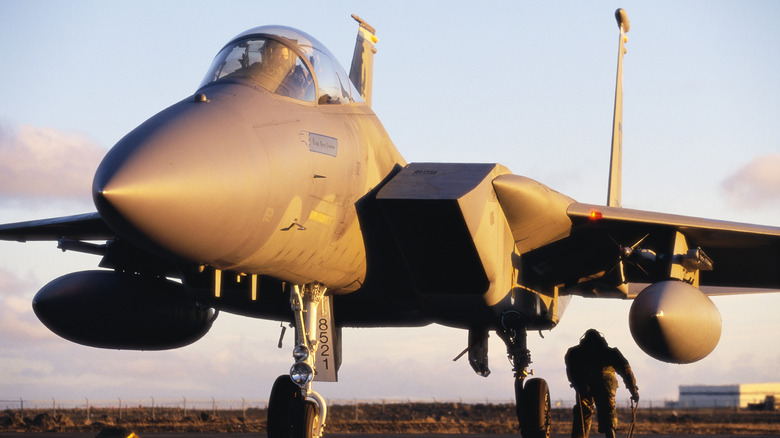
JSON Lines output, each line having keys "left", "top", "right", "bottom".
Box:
{"left": 607, "top": 8, "right": 630, "bottom": 207}
{"left": 349, "top": 15, "right": 378, "bottom": 107}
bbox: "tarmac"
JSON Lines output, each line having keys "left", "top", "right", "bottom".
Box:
{"left": 2, "top": 434, "right": 780, "bottom": 438}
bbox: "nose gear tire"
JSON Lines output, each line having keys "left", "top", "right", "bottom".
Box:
{"left": 293, "top": 400, "right": 318, "bottom": 438}
{"left": 267, "top": 375, "right": 304, "bottom": 438}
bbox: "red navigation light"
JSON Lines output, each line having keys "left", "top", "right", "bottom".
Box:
{"left": 589, "top": 210, "right": 603, "bottom": 221}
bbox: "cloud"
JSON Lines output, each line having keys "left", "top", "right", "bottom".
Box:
{"left": 721, "top": 153, "right": 780, "bottom": 209}
{"left": 0, "top": 268, "right": 52, "bottom": 344}
{"left": 0, "top": 122, "right": 106, "bottom": 202}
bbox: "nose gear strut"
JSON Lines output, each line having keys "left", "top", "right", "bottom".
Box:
{"left": 267, "top": 283, "right": 330, "bottom": 438}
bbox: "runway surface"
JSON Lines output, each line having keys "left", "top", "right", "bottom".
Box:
{"left": 2, "top": 434, "right": 780, "bottom": 438}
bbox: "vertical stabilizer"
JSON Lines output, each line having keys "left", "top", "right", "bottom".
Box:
{"left": 607, "top": 8, "right": 630, "bottom": 207}
{"left": 349, "top": 15, "right": 378, "bottom": 107}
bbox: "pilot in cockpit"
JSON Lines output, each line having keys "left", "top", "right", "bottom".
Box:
{"left": 259, "top": 40, "right": 312, "bottom": 100}
{"left": 204, "top": 36, "right": 315, "bottom": 102}
{"left": 262, "top": 41, "right": 295, "bottom": 77}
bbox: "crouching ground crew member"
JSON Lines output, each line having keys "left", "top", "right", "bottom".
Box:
{"left": 565, "top": 329, "right": 639, "bottom": 438}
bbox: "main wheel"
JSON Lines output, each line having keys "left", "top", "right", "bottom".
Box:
{"left": 267, "top": 375, "right": 304, "bottom": 438}
{"left": 520, "top": 378, "right": 551, "bottom": 438}
{"left": 514, "top": 378, "right": 524, "bottom": 426}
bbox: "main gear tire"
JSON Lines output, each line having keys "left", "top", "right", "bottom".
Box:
{"left": 514, "top": 378, "right": 524, "bottom": 427}
{"left": 520, "top": 378, "right": 551, "bottom": 438}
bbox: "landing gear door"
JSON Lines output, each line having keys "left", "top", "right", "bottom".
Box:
{"left": 314, "top": 294, "right": 338, "bottom": 382}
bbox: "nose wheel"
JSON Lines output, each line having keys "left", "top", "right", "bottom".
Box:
{"left": 267, "top": 283, "right": 331, "bottom": 438}
{"left": 267, "top": 375, "right": 320, "bottom": 438}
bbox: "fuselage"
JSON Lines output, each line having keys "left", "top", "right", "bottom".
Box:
{"left": 2, "top": 14, "right": 764, "bottom": 368}
{"left": 93, "top": 27, "right": 405, "bottom": 293}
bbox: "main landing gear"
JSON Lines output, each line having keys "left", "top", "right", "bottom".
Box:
{"left": 497, "top": 312, "right": 552, "bottom": 438}
{"left": 267, "top": 283, "right": 331, "bottom": 438}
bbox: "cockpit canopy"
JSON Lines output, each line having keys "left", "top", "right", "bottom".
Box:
{"left": 199, "top": 26, "right": 362, "bottom": 104}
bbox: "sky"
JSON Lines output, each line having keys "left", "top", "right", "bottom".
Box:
{"left": 1, "top": 1, "right": 779, "bottom": 408}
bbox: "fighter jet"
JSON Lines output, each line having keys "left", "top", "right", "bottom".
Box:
{"left": 1, "top": 10, "right": 778, "bottom": 438}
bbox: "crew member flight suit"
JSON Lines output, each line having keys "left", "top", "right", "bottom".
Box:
{"left": 565, "top": 329, "right": 639, "bottom": 438}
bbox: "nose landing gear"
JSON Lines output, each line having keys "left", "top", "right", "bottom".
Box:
{"left": 268, "top": 375, "right": 320, "bottom": 438}
{"left": 267, "top": 283, "right": 333, "bottom": 438}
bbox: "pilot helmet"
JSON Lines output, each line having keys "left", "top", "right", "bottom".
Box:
{"left": 581, "top": 328, "right": 608, "bottom": 347}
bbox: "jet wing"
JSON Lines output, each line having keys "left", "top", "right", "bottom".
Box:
{"left": 565, "top": 203, "right": 780, "bottom": 290}
{"left": 0, "top": 212, "right": 114, "bottom": 242}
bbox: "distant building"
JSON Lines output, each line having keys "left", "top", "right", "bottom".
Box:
{"left": 675, "top": 383, "right": 780, "bottom": 408}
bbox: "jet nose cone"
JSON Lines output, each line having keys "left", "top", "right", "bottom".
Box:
{"left": 93, "top": 98, "right": 270, "bottom": 263}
